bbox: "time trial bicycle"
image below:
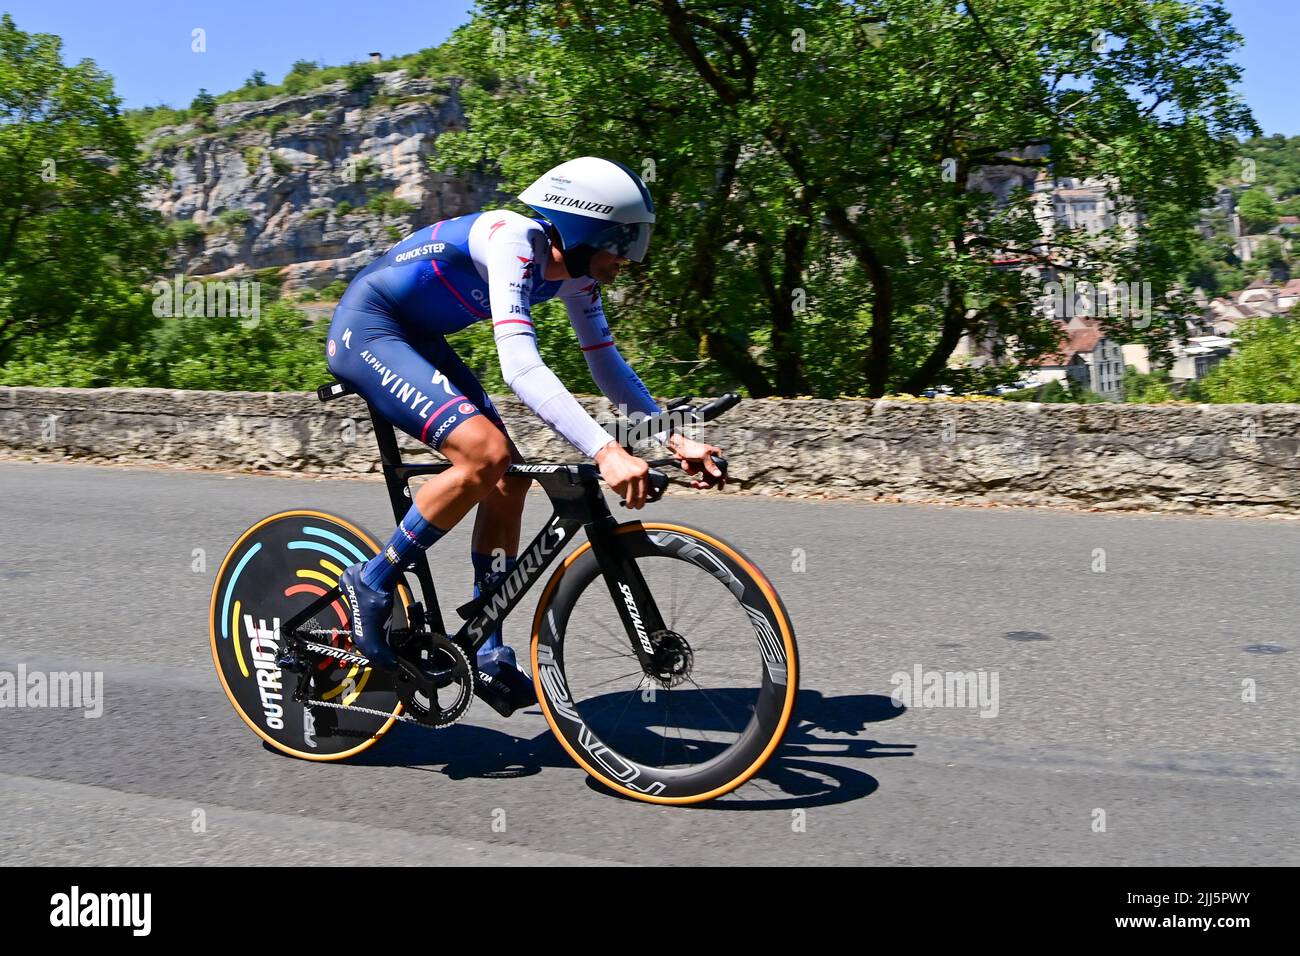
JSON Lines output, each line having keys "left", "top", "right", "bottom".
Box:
{"left": 209, "top": 382, "right": 798, "bottom": 804}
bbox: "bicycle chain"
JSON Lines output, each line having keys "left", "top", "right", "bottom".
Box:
{"left": 296, "top": 626, "right": 471, "bottom": 730}
{"left": 301, "top": 695, "right": 447, "bottom": 729}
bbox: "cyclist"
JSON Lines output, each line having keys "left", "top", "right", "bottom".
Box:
{"left": 325, "top": 157, "right": 726, "bottom": 715}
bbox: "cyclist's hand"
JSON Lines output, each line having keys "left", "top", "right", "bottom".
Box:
{"left": 666, "top": 434, "right": 726, "bottom": 489}
{"left": 595, "top": 440, "right": 650, "bottom": 509}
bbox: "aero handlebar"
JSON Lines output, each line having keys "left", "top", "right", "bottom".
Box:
{"left": 606, "top": 392, "right": 739, "bottom": 505}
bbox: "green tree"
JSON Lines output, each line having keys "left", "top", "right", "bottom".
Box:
{"left": 343, "top": 62, "right": 372, "bottom": 93}
{"left": 282, "top": 60, "right": 319, "bottom": 94}
{"left": 1237, "top": 187, "right": 1278, "bottom": 234}
{"left": 1251, "top": 236, "right": 1289, "bottom": 281}
{"left": 148, "top": 301, "right": 327, "bottom": 390}
{"left": 190, "top": 87, "right": 217, "bottom": 115}
{"left": 1123, "top": 365, "right": 1175, "bottom": 402}
{"left": 0, "top": 14, "right": 165, "bottom": 362}
{"left": 1184, "top": 218, "right": 1249, "bottom": 294}
{"left": 1038, "top": 379, "right": 1070, "bottom": 403}
{"left": 436, "top": 0, "right": 1254, "bottom": 398}
{"left": 1065, "top": 378, "right": 1106, "bottom": 403}
{"left": 1230, "top": 134, "right": 1300, "bottom": 205}
{"left": 0, "top": 279, "right": 159, "bottom": 385}
{"left": 1195, "top": 315, "right": 1300, "bottom": 402}
{"left": 1191, "top": 136, "right": 1300, "bottom": 292}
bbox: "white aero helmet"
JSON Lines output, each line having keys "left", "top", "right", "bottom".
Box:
{"left": 519, "top": 157, "right": 655, "bottom": 263}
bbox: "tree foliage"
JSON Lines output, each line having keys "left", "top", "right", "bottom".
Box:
{"left": 1228, "top": 134, "right": 1300, "bottom": 215}
{"left": 1, "top": 297, "right": 328, "bottom": 390}
{"left": 433, "top": 0, "right": 1253, "bottom": 398}
{"left": 1193, "top": 315, "right": 1300, "bottom": 403}
{"left": 1237, "top": 187, "right": 1278, "bottom": 234}
{"left": 1123, "top": 364, "right": 1175, "bottom": 402}
{"left": 1, "top": 6, "right": 1274, "bottom": 399}
{"left": 0, "top": 13, "right": 165, "bottom": 361}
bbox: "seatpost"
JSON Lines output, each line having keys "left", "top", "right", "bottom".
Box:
{"left": 366, "top": 404, "right": 413, "bottom": 525}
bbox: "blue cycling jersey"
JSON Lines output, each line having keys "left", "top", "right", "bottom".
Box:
{"left": 327, "top": 208, "right": 662, "bottom": 458}
{"left": 340, "top": 213, "right": 566, "bottom": 334}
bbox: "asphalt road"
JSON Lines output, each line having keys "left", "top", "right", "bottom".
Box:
{"left": 1, "top": 460, "right": 1297, "bottom": 866}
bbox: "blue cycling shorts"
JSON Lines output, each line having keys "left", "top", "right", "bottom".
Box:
{"left": 325, "top": 304, "right": 507, "bottom": 452}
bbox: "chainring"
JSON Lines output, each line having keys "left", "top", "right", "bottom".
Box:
{"left": 395, "top": 633, "right": 474, "bottom": 727}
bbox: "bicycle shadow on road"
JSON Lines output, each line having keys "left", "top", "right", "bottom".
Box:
{"left": 353, "top": 689, "right": 915, "bottom": 809}
{"left": 715, "top": 689, "right": 914, "bottom": 810}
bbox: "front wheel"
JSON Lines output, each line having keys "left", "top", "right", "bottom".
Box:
{"left": 531, "top": 522, "right": 798, "bottom": 804}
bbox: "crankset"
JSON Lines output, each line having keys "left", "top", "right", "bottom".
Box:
{"left": 277, "top": 623, "right": 475, "bottom": 728}
{"left": 393, "top": 632, "right": 475, "bottom": 727}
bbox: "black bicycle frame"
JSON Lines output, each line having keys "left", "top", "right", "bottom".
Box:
{"left": 281, "top": 390, "right": 669, "bottom": 671}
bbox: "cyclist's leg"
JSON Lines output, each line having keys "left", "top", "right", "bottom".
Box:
{"left": 329, "top": 312, "right": 537, "bottom": 709}
{"left": 381, "top": 330, "right": 517, "bottom": 531}
{"left": 468, "top": 478, "right": 527, "bottom": 661}
{"left": 411, "top": 337, "right": 531, "bottom": 664}
{"left": 413, "top": 345, "right": 530, "bottom": 542}
{"left": 325, "top": 309, "right": 511, "bottom": 663}
{"left": 328, "top": 311, "right": 512, "bottom": 527}
{"left": 403, "top": 334, "right": 537, "bottom": 708}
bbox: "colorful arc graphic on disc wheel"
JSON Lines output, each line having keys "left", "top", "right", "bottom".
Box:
{"left": 209, "top": 510, "right": 408, "bottom": 761}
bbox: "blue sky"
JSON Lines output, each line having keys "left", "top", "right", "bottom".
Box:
{"left": 2, "top": 0, "right": 1296, "bottom": 135}
{"left": 1217, "top": 0, "right": 1297, "bottom": 136}
{"left": 0, "top": 0, "right": 476, "bottom": 109}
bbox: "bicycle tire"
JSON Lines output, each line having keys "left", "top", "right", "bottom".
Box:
{"left": 531, "top": 521, "right": 798, "bottom": 804}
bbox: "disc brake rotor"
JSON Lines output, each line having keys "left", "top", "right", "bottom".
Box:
{"left": 647, "top": 629, "right": 694, "bottom": 688}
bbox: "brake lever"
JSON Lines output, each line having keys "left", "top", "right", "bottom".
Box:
{"left": 619, "top": 469, "right": 669, "bottom": 508}
{"left": 642, "top": 454, "right": 728, "bottom": 487}
{"left": 697, "top": 454, "right": 728, "bottom": 487}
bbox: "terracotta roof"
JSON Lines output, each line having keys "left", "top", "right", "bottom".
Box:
{"left": 1028, "top": 319, "right": 1105, "bottom": 367}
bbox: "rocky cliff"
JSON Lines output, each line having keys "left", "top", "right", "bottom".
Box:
{"left": 142, "top": 70, "right": 498, "bottom": 292}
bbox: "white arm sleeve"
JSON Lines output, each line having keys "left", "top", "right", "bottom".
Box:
{"left": 486, "top": 223, "right": 614, "bottom": 459}
{"left": 561, "top": 286, "right": 662, "bottom": 420}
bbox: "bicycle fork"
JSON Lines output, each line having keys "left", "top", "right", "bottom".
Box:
{"left": 585, "top": 517, "right": 672, "bottom": 684}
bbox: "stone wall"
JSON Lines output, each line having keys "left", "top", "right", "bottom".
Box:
{"left": 2, "top": 387, "right": 1298, "bottom": 514}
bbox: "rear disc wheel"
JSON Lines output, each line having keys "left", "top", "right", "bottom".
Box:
{"left": 209, "top": 510, "right": 409, "bottom": 760}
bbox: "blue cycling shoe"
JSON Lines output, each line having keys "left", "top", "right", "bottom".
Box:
{"left": 475, "top": 644, "right": 538, "bottom": 717}
{"left": 478, "top": 641, "right": 517, "bottom": 670}
{"left": 339, "top": 562, "right": 398, "bottom": 668}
